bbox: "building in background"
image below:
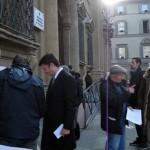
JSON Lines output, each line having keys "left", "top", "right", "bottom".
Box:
{"left": 0, "top": 0, "right": 105, "bottom": 84}
{"left": 111, "top": 0, "right": 150, "bottom": 69}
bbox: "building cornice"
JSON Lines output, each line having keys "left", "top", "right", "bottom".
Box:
{"left": 112, "top": 33, "right": 150, "bottom": 38}
{"left": 0, "top": 27, "right": 40, "bottom": 50}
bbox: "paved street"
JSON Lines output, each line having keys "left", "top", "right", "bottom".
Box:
{"left": 76, "top": 113, "right": 138, "bottom": 150}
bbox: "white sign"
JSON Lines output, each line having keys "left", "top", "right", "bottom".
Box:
{"left": 34, "top": 7, "right": 44, "bottom": 31}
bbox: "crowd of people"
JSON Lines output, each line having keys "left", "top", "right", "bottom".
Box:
{"left": 0, "top": 54, "right": 85, "bottom": 150}
{"left": 1, "top": 53, "right": 150, "bottom": 150}
{"left": 100, "top": 57, "right": 150, "bottom": 150}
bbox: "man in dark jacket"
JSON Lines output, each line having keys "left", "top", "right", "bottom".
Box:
{"left": 129, "top": 57, "right": 146, "bottom": 147}
{"left": 0, "top": 55, "right": 45, "bottom": 150}
{"left": 100, "top": 65, "right": 134, "bottom": 150}
{"left": 140, "top": 67, "right": 150, "bottom": 150}
{"left": 85, "top": 71, "right": 93, "bottom": 89}
{"left": 39, "top": 54, "right": 77, "bottom": 150}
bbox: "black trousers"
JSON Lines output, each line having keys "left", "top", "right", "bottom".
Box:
{"left": 136, "top": 124, "right": 146, "bottom": 142}
{"left": 41, "top": 129, "right": 76, "bottom": 150}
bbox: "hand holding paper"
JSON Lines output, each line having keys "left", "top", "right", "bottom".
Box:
{"left": 126, "top": 107, "right": 142, "bottom": 125}
{"left": 53, "top": 124, "right": 64, "bottom": 139}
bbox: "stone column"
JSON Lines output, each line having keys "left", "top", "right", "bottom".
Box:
{"left": 63, "top": 23, "right": 71, "bottom": 65}
{"left": 44, "top": 0, "right": 59, "bottom": 58}
{"left": 70, "top": 1, "right": 80, "bottom": 72}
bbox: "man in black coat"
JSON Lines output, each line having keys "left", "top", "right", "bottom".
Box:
{"left": 39, "top": 54, "right": 77, "bottom": 150}
{"left": 129, "top": 57, "right": 146, "bottom": 147}
{"left": 85, "top": 71, "right": 93, "bottom": 89}
{"left": 0, "top": 55, "right": 45, "bottom": 150}
{"left": 100, "top": 65, "right": 135, "bottom": 150}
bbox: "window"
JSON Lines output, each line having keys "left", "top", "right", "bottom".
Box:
{"left": 116, "top": 45, "right": 128, "bottom": 59}
{"left": 117, "top": 22, "right": 126, "bottom": 35}
{"left": 143, "top": 46, "right": 150, "bottom": 58}
{"left": 143, "top": 20, "right": 149, "bottom": 33}
{"left": 0, "top": 0, "right": 34, "bottom": 39}
{"left": 117, "top": 6, "right": 125, "bottom": 15}
{"left": 141, "top": 4, "right": 149, "bottom": 13}
{"left": 118, "top": 47, "right": 126, "bottom": 59}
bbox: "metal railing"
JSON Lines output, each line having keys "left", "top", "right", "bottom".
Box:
{"left": 81, "top": 81, "right": 100, "bottom": 128}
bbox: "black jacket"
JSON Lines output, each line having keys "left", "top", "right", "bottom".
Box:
{"left": 41, "top": 70, "right": 77, "bottom": 150}
{"left": 85, "top": 74, "right": 92, "bottom": 88}
{"left": 0, "top": 67, "right": 45, "bottom": 140}
{"left": 129, "top": 68, "right": 144, "bottom": 108}
{"left": 100, "top": 78, "right": 129, "bottom": 134}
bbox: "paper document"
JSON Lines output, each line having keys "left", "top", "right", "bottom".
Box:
{"left": 126, "top": 108, "right": 142, "bottom": 125}
{"left": 53, "top": 124, "right": 64, "bottom": 139}
{"left": 0, "top": 145, "right": 32, "bottom": 150}
{"left": 0, "top": 66, "right": 6, "bottom": 71}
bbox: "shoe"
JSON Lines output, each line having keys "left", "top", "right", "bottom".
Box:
{"left": 139, "top": 144, "right": 149, "bottom": 149}
{"left": 140, "top": 147, "right": 150, "bottom": 150}
{"left": 129, "top": 139, "right": 141, "bottom": 146}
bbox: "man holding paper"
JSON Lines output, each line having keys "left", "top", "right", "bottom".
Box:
{"left": 100, "top": 65, "right": 135, "bottom": 150}
{"left": 39, "top": 54, "right": 77, "bottom": 150}
{"left": 129, "top": 57, "right": 145, "bottom": 147}
{"left": 138, "top": 67, "right": 150, "bottom": 150}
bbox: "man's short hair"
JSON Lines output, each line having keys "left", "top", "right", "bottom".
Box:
{"left": 132, "top": 57, "right": 142, "bottom": 66}
{"left": 12, "top": 55, "right": 30, "bottom": 68}
{"left": 39, "top": 53, "right": 60, "bottom": 67}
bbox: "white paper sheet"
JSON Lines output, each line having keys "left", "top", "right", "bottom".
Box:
{"left": 126, "top": 108, "right": 142, "bottom": 125}
{"left": 53, "top": 124, "right": 64, "bottom": 139}
{"left": 0, "top": 66, "right": 6, "bottom": 71}
{"left": 0, "top": 145, "right": 32, "bottom": 150}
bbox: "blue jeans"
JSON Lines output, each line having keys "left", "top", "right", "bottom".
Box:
{"left": 105, "top": 128, "right": 125, "bottom": 150}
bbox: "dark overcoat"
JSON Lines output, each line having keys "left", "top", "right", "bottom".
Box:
{"left": 41, "top": 70, "right": 77, "bottom": 150}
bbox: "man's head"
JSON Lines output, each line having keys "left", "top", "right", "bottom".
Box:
{"left": 39, "top": 53, "right": 60, "bottom": 76}
{"left": 12, "top": 55, "right": 30, "bottom": 69}
{"left": 110, "top": 65, "right": 127, "bottom": 83}
{"left": 130, "top": 57, "right": 141, "bottom": 71}
{"left": 87, "top": 71, "right": 91, "bottom": 75}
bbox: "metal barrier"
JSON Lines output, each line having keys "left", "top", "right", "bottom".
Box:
{"left": 81, "top": 81, "right": 100, "bottom": 128}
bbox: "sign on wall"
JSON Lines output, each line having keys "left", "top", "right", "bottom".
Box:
{"left": 34, "top": 7, "right": 44, "bottom": 31}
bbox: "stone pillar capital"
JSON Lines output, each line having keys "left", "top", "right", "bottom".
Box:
{"left": 63, "top": 22, "right": 72, "bottom": 30}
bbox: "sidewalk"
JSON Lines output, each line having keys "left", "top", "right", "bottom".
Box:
{"left": 76, "top": 113, "right": 138, "bottom": 150}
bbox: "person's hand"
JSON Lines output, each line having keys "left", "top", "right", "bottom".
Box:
{"left": 128, "top": 106, "right": 133, "bottom": 111}
{"left": 128, "top": 84, "right": 136, "bottom": 94}
{"left": 61, "top": 128, "right": 70, "bottom": 136}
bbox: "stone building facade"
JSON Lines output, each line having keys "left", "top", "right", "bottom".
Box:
{"left": 0, "top": 0, "right": 105, "bottom": 84}
{"left": 111, "top": 0, "right": 150, "bottom": 69}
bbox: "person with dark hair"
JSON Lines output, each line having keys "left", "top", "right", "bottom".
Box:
{"left": 71, "top": 71, "right": 83, "bottom": 141}
{"left": 0, "top": 55, "right": 45, "bottom": 150}
{"left": 85, "top": 71, "right": 93, "bottom": 89}
{"left": 138, "top": 67, "right": 150, "bottom": 150}
{"left": 129, "top": 57, "right": 146, "bottom": 147}
{"left": 39, "top": 53, "right": 77, "bottom": 150}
